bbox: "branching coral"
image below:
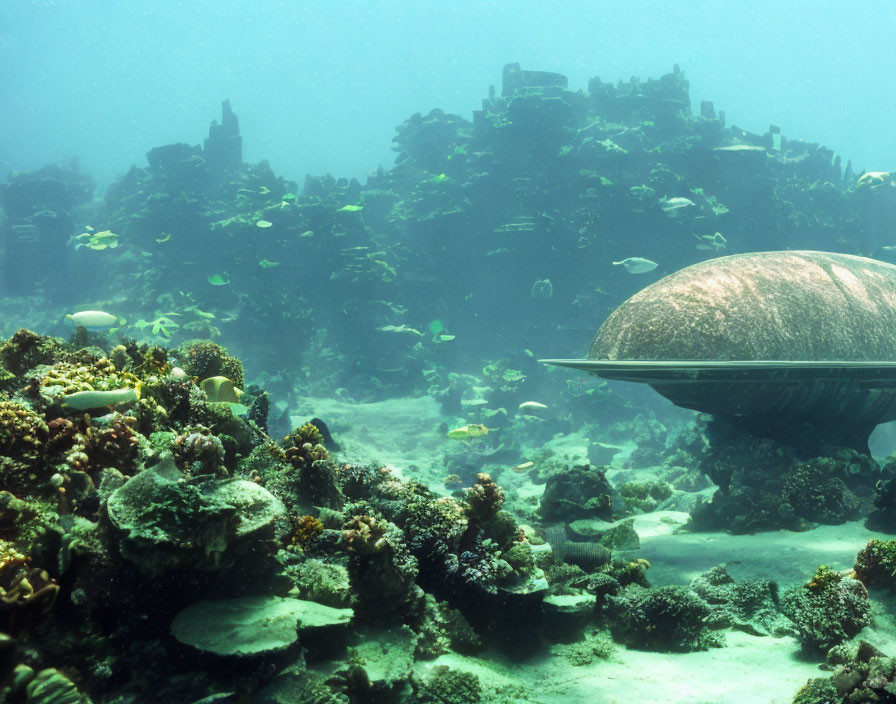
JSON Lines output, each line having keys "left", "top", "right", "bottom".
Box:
{"left": 0, "top": 399, "right": 49, "bottom": 494}
{"left": 87, "top": 414, "right": 139, "bottom": 471}
{"left": 398, "top": 490, "right": 468, "bottom": 564}
{"left": 341, "top": 515, "right": 389, "bottom": 555}
{"left": 284, "top": 422, "right": 329, "bottom": 468}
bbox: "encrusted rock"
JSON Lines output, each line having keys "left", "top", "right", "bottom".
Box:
{"left": 107, "top": 458, "right": 288, "bottom": 573}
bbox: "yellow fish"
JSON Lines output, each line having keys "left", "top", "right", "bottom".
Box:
{"left": 511, "top": 461, "right": 535, "bottom": 472}
{"left": 200, "top": 376, "right": 242, "bottom": 403}
{"left": 447, "top": 424, "right": 490, "bottom": 440}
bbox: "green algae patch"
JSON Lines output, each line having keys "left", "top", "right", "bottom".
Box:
{"left": 171, "top": 596, "right": 353, "bottom": 656}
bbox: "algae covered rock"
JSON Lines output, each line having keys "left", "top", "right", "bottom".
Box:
{"left": 689, "top": 564, "right": 793, "bottom": 637}
{"left": 171, "top": 595, "right": 353, "bottom": 656}
{"left": 538, "top": 464, "right": 624, "bottom": 522}
{"left": 341, "top": 625, "right": 417, "bottom": 693}
{"left": 106, "top": 458, "right": 288, "bottom": 573}
{"left": 792, "top": 640, "right": 896, "bottom": 704}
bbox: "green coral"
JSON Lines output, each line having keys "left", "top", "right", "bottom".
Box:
{"left": 617, "top": 480, "right": 672, "bottom": 512}
{"left": 853, "top": 539, "right": 896, "bottom": 589}
{"left": 781, "top": 566, "right": 872, "bottom": 651}
{"left": 414, "top": 666, "right": 481, "bottom": 704}
{"left": 178, "top": 340, "right": 244, "bottom": 389}
{"left": 0, "top": 329, "right": 67, "bottom": 377}
{"left": 553, "top": 628, "right": 615, "bottom": 665}
{"left": 609, "top": 585, "right": 719, "bottom": 652}
{"left": 482, "top": 360, "right": 526, "bottom": 393}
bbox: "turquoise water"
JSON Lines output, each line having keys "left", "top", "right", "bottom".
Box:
{"left": 2, "top": 3, "right": 896, "bottom": 703}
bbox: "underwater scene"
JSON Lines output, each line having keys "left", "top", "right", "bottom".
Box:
{"left": 3, "top": 3, "right": 896, "bottom": 703}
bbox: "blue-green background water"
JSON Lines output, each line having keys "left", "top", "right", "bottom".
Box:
{"left": 2, "top": 1, "right": 894, "bottom": 186}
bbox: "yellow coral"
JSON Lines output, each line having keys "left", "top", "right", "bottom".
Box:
{"left": 0, "top": 400, "right": 47, "bottom": 459}
{"left": 290, "top": 515, "right": 324, "bottom": 550}
{"left": 40, "top": 357, "right": 142, "bottom": 395}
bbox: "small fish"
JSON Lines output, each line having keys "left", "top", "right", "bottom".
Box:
{"left": 156, "top": 232, "right": 172, "bottom": 243}
{"left": 518, "top": 401, "right": 548, "bottom": 411}
{"left": 207, "top": 273, "right": 230, "bottom": 286}
{"left": 659, "top": 196, "right": 696, "bottom": 214}
{"left": 62, "top": 385, "right": 141, "bottom": 411}
{"left": 613, "top": 257, "right": 658, "bottom": 274}
{"left": 376, "top": 324, "right": 424, "bottom": 336}
{"left": 857, "top": 171, "right": 892, "bottom": 189}
{"left": 65, "top": 311, "right": 119, "bottom": 329}
{"left": 694, "top": 232, "right": 727, "bottom": 251}
{"left": 256, "top": 220, "right": 273, "bottom": 228}
{"left": 200, "top": 376, "right": 242, "bottom": 403}
{"left": 447, "top": 424, "right": 490, "bottom": 440}
{"left": 511, "top": 461, "right": 534, "bottom": 472}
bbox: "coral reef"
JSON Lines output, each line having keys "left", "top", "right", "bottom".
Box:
{"left": 781, "top": 566, "right": 872, "bottom": 651}
{"left": 853, "top": 539, "right": 896, "bottom": 590}
{"left": 608, "top": 585, "right": 720, "bottom": 652}
{"left": 793, "top": 640, "right": 896, "bottom": 704}
{"left": 690, "top": 435, "right": 874, "bottom": 533}
{"left": 689, "top": 564, "right": 793, "bottom": 637}
{"left": 177, "top": 340, "right": 244, "bottom": 389}
{"left": 538, "top": 464, "right": 625, "bottom": 522}
{"left": 413, "top": 666, "right": 482, "bottom": 704}
{"left": 2, "top": 56, "right": 893, "bottom": 702}
{"left": 171, "top": 426, "right": 225, "bottom": 476}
